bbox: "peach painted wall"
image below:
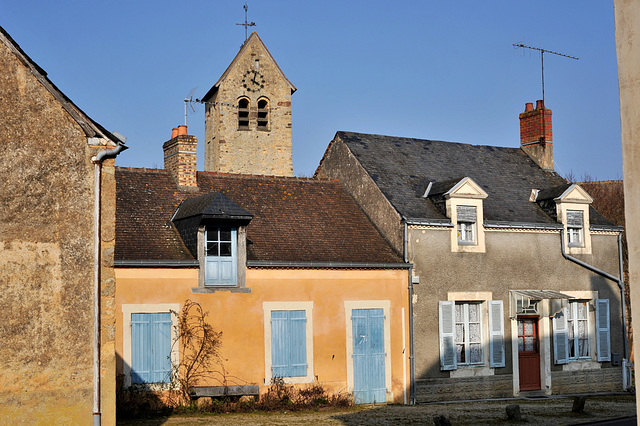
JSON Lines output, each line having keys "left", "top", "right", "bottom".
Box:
{"left": 115, "top": 267, "right": 410, "bottom": 403}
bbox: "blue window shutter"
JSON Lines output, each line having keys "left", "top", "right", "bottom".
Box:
{"left": 553, "top": 309, "right": 570, "bottom": 364}
{"left": 131, "top": 312, "right": 172, "bottom": 384}
{"left": 131, "top": 313, "right": 151, "bottom": 384}
{"left": 271, "top": 310, "right": 307, "bottom": 378}
{"left": 151, "top": 313, "right": 173, "bottom": 383}
{"left": 596, "top": 299, "right": 611, "bottom": 362}
{"left": 488, "top": 300, "right": 505, "bottom": 368}
{"left": 289, "top": 310, "right": 308, "bottom": 377}
{"left": 439, "top": 301, "right": 457, "bottom": 371}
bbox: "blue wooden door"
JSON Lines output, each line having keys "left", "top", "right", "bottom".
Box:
{"left": 352, "top": 308, "right": 386, "bottom": 404}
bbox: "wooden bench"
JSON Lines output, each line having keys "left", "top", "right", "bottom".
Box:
{"left": 190, "top": 385, "right": 260, "bottom": 399}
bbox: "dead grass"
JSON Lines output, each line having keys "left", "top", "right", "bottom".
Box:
{"left": 117, "top": 393, "right": 636, "bottom": 425}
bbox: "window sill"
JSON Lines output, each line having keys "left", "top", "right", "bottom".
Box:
{"left": 193, "top": 286, "right": 251, "bottom": 294}
{"left": 457, "top": 241, "right": 477, "bottom": 246}
{"left": 561, "top": 360, "right": 601, "bottom": 371}
{"left": 450, "top": 365, "right": 494, "bottom": 378}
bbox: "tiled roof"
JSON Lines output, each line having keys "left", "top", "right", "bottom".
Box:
{"left": 115, "top": 168, "right": 403, "bottom": 264}
{"left": 330, "top": 131, "right": 615, "bottom": 226}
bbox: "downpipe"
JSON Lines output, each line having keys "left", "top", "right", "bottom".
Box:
{"left": 403, "top": 219, "right": 417, "bottom": 405}
{"left": 92, "top": 141, "right": 127, "bottom": 426}
{"left": 559, "top": 231, "right": 628, "bottom": 363}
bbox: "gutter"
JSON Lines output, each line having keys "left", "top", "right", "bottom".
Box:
{"left": 91, "top": 139, "right": 128, "bottom": 426}
{"left": 246, "top": 260, "right": 410, "bottom": 269}
{"left": 559, "top": 231, "right": 628, "bottom": 362}
{"left": 402, "top": 217, "right": 417, "bottom": 405}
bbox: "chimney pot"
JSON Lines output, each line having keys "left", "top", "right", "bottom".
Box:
{"left": 177, "top": 125, "right": 188, "bottom": 136}
{"left": 536, "top": 99, "right": 545, "bottom": 110}
{"left": 525, "top": 102, "right": 534, "bottom": 112}
{"left": 171, "top": 128, "right": 179, "bottom": 139}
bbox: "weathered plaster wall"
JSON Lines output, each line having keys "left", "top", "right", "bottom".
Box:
{"left": 115, "top": 267, "right": 410, "bottom": 403}
{"left": 0, "top": 36, "right": 116, "bottom": 424}
{"left": 409, "top": 227, "right": 623, "bottom": 400}
{"left": 204, "top": 36, "right": 293, "bottom": 176}
{"left": 614, "top": 0, "right": 640, "bottom": 415}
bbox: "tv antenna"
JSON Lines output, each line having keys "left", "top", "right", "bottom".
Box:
{"left": 236, "top": 1, "right": 256, "bottom": 41}
{"left": 184, "top": 88, "right": 197, "bottom": 126}
{"left": 513, "top": 43, "right": 579, "bottom": 103}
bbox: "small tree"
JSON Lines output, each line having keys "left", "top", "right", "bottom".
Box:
{"left": 169, "top": 300, "right": 225, "bottom": 404}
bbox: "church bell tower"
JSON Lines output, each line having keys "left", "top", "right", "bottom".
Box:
{"left": 201, "top": 32, "right": 296, "bottom": 176}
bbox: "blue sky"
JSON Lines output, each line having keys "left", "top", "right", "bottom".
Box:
{"left": 2, "top": 1, "right": 622, "bottom": 180}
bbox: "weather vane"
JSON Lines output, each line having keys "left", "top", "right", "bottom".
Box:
{"left": 236, "top": 1, "right": 256, "bottom": 41}
{"left": 513, "top": 43, "right": 579, "bottom": 104}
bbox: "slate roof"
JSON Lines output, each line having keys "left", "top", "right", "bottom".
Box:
{"left": 115, "top": 168, "right": 403, "bottom": 265}
{"left": 327, "top": 131, "right": 615, "bottom": 227}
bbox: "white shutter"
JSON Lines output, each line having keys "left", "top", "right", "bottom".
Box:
{"left": 553, "top": 309, "right": 570, "bottom": 364}
{"left": 596, "top": 299, "right": 611, "bottom": 362}
{"left": 439, "top": 301, "right": 457, "bottom": 371}
{"left": 488, "top": 300, "right": 505, "bottom": 367}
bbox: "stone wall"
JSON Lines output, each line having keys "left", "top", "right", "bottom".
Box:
{"left": 416, "top": 375, "right": 513, "bottom": 402}
{"left": 0, "top": 30, "right": 116, "bottom": 424}
{"left": 204, "top": 34, "right": 293, "bottom": 176}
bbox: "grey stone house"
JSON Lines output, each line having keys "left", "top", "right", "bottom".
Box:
{"left": 316, "top": 100, "right": 626, "bottom": 402}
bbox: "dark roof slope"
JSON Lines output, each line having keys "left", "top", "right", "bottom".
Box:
{"left": 332, "top": 131, "right": 574, "bottom": 224}
{"left": 116, "top": 168, "right": 402, "bottom": 264}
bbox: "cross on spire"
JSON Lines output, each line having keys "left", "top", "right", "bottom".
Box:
{"left": 236, "top": 1, "right": 256, "bottom": 41}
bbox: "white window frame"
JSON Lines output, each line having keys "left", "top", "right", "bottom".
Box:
{"left": 567, "top": 300, "right": 590, "bottom": 360}
{"left": 122, "top": 303, "right": 180, "bottom": 389}
{"left": 263, "top": 301, "right": 314, "bottom": 385}
{"left": 457, "top": 221, "right": 476, "bottom": 245}
{"left": 454, "top": 302, "right": 484, "bottom": 366}
{"left": 566, "top": 210, "right": 584, "bottom": 248}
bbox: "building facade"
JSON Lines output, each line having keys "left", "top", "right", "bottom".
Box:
{"left": 316, "top": 102, "right": 626, "bottom": 401}
{"left": 0, "top": 26, "right": 122, "bottom": 424}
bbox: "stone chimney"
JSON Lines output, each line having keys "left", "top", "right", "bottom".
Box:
{"left": 519, "top": 100, "right": 553, "bottom": 170}
{"left": 163, "top": 125, "right": 198, "bottom": 187}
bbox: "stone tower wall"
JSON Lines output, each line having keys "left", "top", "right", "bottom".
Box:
{"left": 204, "top": 35, "right": 293, "bottom": 176}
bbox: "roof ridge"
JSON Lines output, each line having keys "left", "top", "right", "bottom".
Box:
{"left": 198, "top": 171, "right": 339, "bottom": 182}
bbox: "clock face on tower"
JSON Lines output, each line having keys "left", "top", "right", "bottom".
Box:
{"left": 242, "top": 69, "right": 265, "bottom": 92}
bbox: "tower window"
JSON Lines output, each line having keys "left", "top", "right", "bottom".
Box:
{"left": 238, "top": 98, "right": 250, "bottom": 129}
{"left": 257, "top": 98, "right": 269, "bottom": 130}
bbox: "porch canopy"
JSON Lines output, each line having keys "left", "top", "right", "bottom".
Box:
{"left": 510, "top": 290, "right": 575, "bottom": 317}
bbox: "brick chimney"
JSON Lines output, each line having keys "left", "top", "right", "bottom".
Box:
{"left": 519, "top": 100, "right": 553, "bottom": 170}
{"left": 163, "top": 125, "right": 198, "bottom": 187}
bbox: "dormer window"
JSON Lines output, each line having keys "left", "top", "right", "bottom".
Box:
{"left": 172, "top": 192, "right": 253, "bottom": 293}
{"left": 238, "top": 98, "right": 250, "bottom": 129}
{"left": 566, "top": 210, "right": 584, "bottom": 247}
{"left": 205, "top": 226, "right": 237, "bottom": 286}
{"left": 257, "top": 98, "right": 269, "bottom": 130}
{"left": 456, "top": 206, "right": 477, "bottom": 245}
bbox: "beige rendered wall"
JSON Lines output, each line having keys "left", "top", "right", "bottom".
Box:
{"left": 410, "top": 226, "right": 623, "bottom": 399}
{"left": 615, "top": 0, "right": 640, "bottom": 415}
{"left": 0, "top": 37, "right": 116, "bottom": 424}
{"left": 115, "top": 267, "right": 410, "bottom": 403}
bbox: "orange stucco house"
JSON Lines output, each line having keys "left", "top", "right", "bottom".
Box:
{"left": 114, "top": 130, "right": 411, "bottom": 404}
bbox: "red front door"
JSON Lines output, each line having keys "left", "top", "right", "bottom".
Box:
{"left": 518, "top": 317, "right": 541, "bottom": 391}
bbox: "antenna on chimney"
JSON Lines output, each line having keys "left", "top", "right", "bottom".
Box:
{"left": 184, "top": 88, "right": 197, "bottom": 126}
{"left": 236, "top": 1, "right": 256, "bottom": 41}
{"left": 513, "top": 43, "right": 579, "bottom": 103}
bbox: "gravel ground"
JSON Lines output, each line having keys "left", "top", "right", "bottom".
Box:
{"left": 118, "top": 393, "right": 636, "bottom": 425}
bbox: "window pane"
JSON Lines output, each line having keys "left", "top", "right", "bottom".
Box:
{"left": 579, "top": 338, "right": 589, "bottom": 357}
{"left": 455, "top": 304, "right": 464, "bottom": 323}
{"left": 219, "top": 242, "right": 232, "bottom": 257}
{"left": 525, "top": 336, "right": 534, "bottom": 351}
{"left": 524, "top": 320, "right": 533, "bottom": 335}
{"left": 207, "top": 242, "right": 218, "bottom": 255}
{"left": 220, "top": 228, "right": 232, "bottom": 242}
{"left": 577, "top": 302, "right": 587, "bottom": 320}
{"left": 468, "top": 304, "right": 479, "bottom": 322}
{"left": 518, "top": 337, "right": 524, "bottom": 352}
{"left": 455, "top": 324, "right": 464, "bottom": 342}
{"left": 517, "top": 321, "right": 523, "bottom": 335}
{"left": 469, "top": 323, "right": 481, "bottom": 343}
{"left": 470, "top": 344, "right": 482, "bottom": 363}
{"left": 456, "top": 344, "right": 464, "bottom": 363}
